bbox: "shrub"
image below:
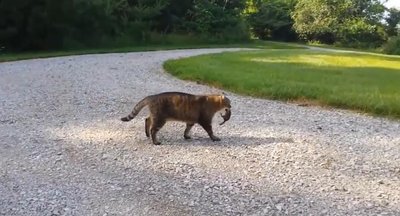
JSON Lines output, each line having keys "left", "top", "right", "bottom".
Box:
{"left": 183, "top": 0, "right": 249, "bottom": 42}
{"left": 337, "top": 19, "right": 386, "bottom": 48}
{"left": 382, "top": 36, "right": 400, "bottom": 55}
{"left": 0, "top": 0, "right": 76, "bottom": 51}
{"left": 247, "top": 0, "right": 297, "bottom": 41}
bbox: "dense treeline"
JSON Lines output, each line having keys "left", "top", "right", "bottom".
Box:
{"left": 0, "top": 0, "right": 249, "bottom": 51}
{"left": 0, "top": 0, "right": 399, "bottom": 54}
{"left": 247, "top": 0, "right": 400, "bottom": 53}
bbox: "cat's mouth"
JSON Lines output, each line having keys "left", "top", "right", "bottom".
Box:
{"left": 219, "top": 108, "right": 231, "bottom": 125}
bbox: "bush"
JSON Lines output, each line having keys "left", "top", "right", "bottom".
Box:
{"left": 183, "top": 0, "right": 249, "bottom": 42}
{"left": 0, "top": 0, "right": 250, "bottom": 51}
{"left": 247, "top": 0, "right": 297, "bottom": 41}
{"left": 71, "top": 1, "right": 117, "bottom": 47}
{"left": 0, "top": 0, "right": 76, "bottom": 51}
{"left": 382, "top": 36, "right": 400, "bottom": 55}
{"left": 337, "top": 19, "right": 386, "bottom": 48}
{"left": 292, "top": 0, "right": 387, "bottom": 48}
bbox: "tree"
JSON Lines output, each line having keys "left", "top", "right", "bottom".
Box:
{"left": 156, "top": 0, "right": 195, "bottom": 33}
{"left": 184, "top": 0, "right": 249, "bottom": 41}
{"left": 350, "top": 0, "right": 385, "bottom": 23}
{"left": 0, "top": 0, "right": 75, "bottom": 50}
{"left": 292, "top": 0, "right": 386, "bottom": 47}
{"left": 247, "top": 0, "right": 297, "bottom": 41}
{"left": 291, "top": 0, "right": 341, "bottom": 43}
{"left": 385, "top": 8, "right": 400, "bottom": 36}
{"left": 126, "top": 0, "right": 169, "bottom": 41}
{"left": 0, "top": 0, "right": 250, "bottom": 51}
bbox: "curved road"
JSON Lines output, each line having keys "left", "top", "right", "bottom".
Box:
{"left": 0, "top": 48, "right": 399, "bottom": 215}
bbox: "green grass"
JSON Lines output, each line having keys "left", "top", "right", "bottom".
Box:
{"left": 0, "top": 40, "right": 302, "bottom": 63}
{"left": 164, "top": 49, "right": 400, "bottom": 119}
{"left": 304, "top": 41, "right": 382, "bottom": 54}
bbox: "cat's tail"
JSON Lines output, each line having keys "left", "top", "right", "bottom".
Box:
{"left": 121, "top": 97, "right": 150, "bottom": 122}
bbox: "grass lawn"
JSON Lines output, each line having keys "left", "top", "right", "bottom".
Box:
{"left": 164, "top": 49, "right": 400, "bottom": 119}
{"left": 0, "top": 40, "right": 302, "bottom": 63}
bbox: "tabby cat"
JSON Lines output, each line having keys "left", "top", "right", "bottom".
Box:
{"left": 121, "top": 92, "right": 231, "bottom": 145}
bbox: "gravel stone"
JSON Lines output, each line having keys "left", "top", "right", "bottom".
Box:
{"left": 1, "top": 48, "right": 400, "bottom": 215}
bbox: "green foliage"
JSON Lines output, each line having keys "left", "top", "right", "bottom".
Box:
{"left": 337, "top": 18, "right": 386, "bottom": 48}
{"left": 382, "top": 36, "right": 400, "bottom": 55}
{"left": 0, "top": 0, "right": 75, "bottom": 50}
{"left": 349, "top": 0, "right": 385, "bottom": 23}
{"left": 246, "top": 0, "right": 297, "bottom": 41}
{"left": 0, "top": 0, "right": 250, "bottom": 51}
{"left": 292, "top": 0, "right": 339, "bottom": 43}
{"left": 184, "top": 0, "right": 249, "bottom": 42}
{"left": 155, "top": 0, "right": 195, "bottom": 33}
{"left": 0, "top": 0, "right": 398, "bottom": 51}
{"left": 385, "top": 8, "right": 400, "bottom": 37}
{"left": 71, "top": 0, "right": 117, "bottom": 46}
{"left": 292, "top": 0, "right": 386, "bottom": 47}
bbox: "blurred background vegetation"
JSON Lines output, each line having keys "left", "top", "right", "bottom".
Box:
{"left": 0, "top": 0, "right": 399, "bottom": 54}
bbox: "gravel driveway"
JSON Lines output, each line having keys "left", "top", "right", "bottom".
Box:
{"left": 1, "top": 48, "right": 399, "bottom": 216}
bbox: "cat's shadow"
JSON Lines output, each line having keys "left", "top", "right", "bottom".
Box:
{"left": 159, "top": 135, "right": 295, "bottom": 147}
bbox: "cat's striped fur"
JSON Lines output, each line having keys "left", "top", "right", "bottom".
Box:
{"left": 121, "top": 92, "right": 231, "bottom": 145}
